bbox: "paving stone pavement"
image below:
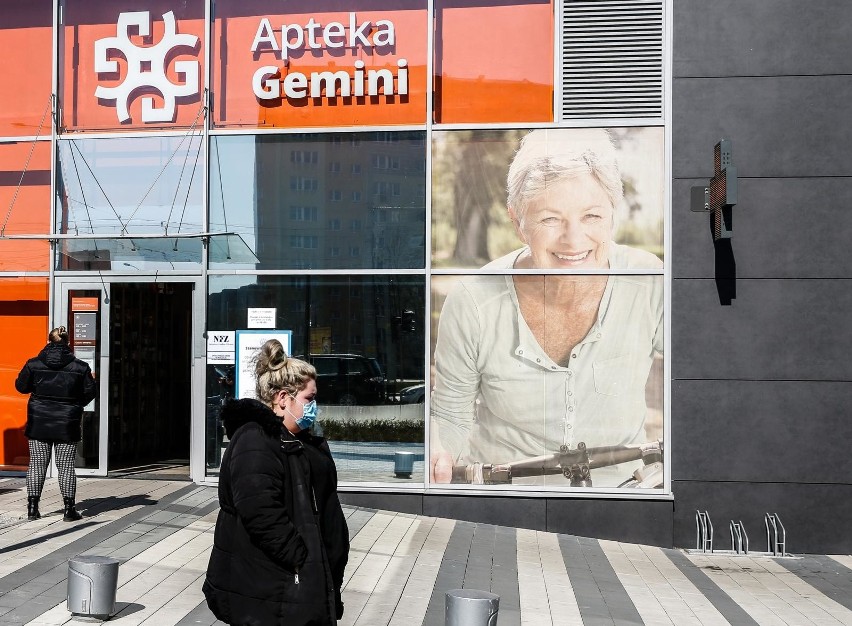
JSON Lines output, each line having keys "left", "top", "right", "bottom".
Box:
{"left": 0, "top": 476, "right": 850, "bottom": 625}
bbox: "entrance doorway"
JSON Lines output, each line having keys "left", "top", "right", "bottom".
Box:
{"left": 107, "top": 283, "right": 192, "bottom": 479}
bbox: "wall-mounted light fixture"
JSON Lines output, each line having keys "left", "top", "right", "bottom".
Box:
{"left": 691, "top": 139, "right": 737, "bottom": 238}
{"left": 691, "top": 139, "right": 738, "bottom": 304}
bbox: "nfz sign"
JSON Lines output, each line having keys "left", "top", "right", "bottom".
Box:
{"left": 207, "top": 331, "right": 235, "bottom": 364}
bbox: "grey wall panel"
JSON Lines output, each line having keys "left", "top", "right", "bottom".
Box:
{"left": 674, "top": 0, "right": 852, "bottom": 78}
{"left": 672, "top": 278, "right": 852, "bottom": 380}
{"left": 546, "top": 498, "right": 673, "bottom": 547}
{"left": 424, "top": 495, "right": 671, "bottom": 546}
{"left": 673, "top": 76, "right": 852, "bottom": 178}
{"left": 423, "top": 494, "right": 547, "bottom": 531}
{"left": 667, "top": 0, "right": 852, "bottom": 556}
{"left": 671, "top": 380, "right": 852, "bottom": 483}
{"left": 672, "top": 481, "right": 852, "bottom": 554}
{"left": 672, "top": 177, "right": 852, "bottom": 280}
{"left": 339, "top": 492, "right": 423, "bottom": 515}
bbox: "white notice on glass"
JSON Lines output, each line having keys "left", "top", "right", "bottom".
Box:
{"left": 247, "top": 308, "right": 276, "bottom": 328}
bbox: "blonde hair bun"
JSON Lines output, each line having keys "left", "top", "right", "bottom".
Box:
{"left": 253, "top": 339, "right": 317, "bottom": 406}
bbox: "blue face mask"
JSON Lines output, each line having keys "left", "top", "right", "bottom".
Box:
{"left": 294, "top": 399, "right": 318, "bottom": 431}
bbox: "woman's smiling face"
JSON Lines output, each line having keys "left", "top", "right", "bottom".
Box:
{"left": 514, "top": 173, "right": 614, "bottom": 270}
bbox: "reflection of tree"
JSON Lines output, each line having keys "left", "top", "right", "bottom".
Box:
{"left": 432, "top": 130, "right": 524, "bottom": 266}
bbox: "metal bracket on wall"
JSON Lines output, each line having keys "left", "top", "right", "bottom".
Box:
{"left": 691, "top": 139, "right": 738, "bottom": 305}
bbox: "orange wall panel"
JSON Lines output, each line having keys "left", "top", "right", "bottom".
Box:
{"left": 435, "top": 3, "right": 553, "bottom": 123}
{"left": 0, "top": 279, "right": 49, "bottom": 467}
{"left": 0, "top": 3, "right": 53, "bottom": 137}
{"left": 0, "top": 141, "right": 51, "bottom": 271}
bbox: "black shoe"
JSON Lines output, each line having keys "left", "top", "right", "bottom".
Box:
{"left": 63, "top": 497, "right": 82, "bottom": 522}
{"left": 27, "top": 496, "right": 41, "bottom": 521}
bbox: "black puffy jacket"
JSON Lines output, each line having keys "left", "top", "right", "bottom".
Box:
{"left": 203, "top": 399, "right": 349, "bottom": 626}
{"left": 15, "top": 342, "right": 97, "bottom": 443}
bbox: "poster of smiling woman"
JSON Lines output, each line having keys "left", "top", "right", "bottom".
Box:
{"left": 429, "top": 127, "right": 666, "bottom": 490}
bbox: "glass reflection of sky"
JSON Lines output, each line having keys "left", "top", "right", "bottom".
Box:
{"left": 56, "top": 135, "right": 204, "bottom": 237}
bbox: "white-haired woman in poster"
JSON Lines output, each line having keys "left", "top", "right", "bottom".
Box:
{"left": 430, "top": 128, "right": 663, "bottom": 487}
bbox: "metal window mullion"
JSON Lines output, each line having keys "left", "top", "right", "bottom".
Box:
{"left": 49, "top": 0, "right": 61, "bottom": 327}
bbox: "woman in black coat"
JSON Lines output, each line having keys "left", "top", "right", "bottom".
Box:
{"left": 203, "top": 339, "right": 350, "bottom": 625}
{"left": 15, "top": 326, "right": 97, "bottom": 521}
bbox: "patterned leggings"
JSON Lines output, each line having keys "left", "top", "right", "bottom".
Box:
{"left": 27, "top": 440, "right": 77, "bottom": 500}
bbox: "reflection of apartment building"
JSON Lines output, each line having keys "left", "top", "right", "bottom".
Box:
{"left": 253, "top": 133, "right": 425, "bottom": 271}
{"left": 249, "top": 133, "right": 426, "bottom": 367}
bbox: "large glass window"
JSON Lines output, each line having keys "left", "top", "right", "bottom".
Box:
{"left": 206, "top": 275, "right": 426, "bottom": 482}
{"left": 0, "top": 0, "right": 671, "bottom": 494}
{"left": 210, "top": 132, "right": 427, "bottom": 270}
{"left": 430, "top": 274, "right": 663, "bottom": 489}
{"left": 432, "top": 127, "right": 664, "bottom": 268}
{"left": 55, "top": 135, "right": 205, "bottom": 270}
{"left": 429, "top": 126, "right": 665, "bottom": 491}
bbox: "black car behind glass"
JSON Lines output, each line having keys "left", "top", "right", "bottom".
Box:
{"left": 301, "top": 354, "right": 386, "bottom": 406}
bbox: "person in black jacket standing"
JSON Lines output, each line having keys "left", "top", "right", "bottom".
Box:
{"left": 203, "top": 339, "right": 349, "bottom": 625}
{"left": 15, "top": 326, "right": 97, "bottom": 521}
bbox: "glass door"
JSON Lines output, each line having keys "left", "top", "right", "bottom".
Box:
{"left": 54, "top": 279, "right": 110, "bottom": 476}
{"left": 55, "top": 275, "right": 204, "bottom": 479}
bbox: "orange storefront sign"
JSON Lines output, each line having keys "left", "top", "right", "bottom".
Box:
{"left": 71, "top": 297, "right": 100, "bottom": 312}
{"left": 213, "top": 2, "right": 428, "bottom": 128}
{"left": 55, "top": 0, "right": 552, "bottom": 131}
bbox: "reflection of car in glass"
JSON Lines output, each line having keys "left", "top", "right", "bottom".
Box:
{"left": 399, "top": 383, "right": 425, "bottom": 404}
{"left": 206, "top": 365, "right": 234, "bottom": 469}
{"left": 301, "top": 354, "right": 386, "bottom": 406}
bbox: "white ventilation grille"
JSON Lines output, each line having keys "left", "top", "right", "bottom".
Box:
{"left": 561, "top": 0, "right": 664, "bottom": 119}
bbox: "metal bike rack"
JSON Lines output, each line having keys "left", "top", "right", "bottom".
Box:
{"left": 695, "top": 510, "right": 714, "bottom": 553}
{"left": 765, "top": 513, "right": 787, "bottom": 556}
{"left": 691, "top": 511, "right": 792, "bottom": 559}
{"left": 730, "top": 520, "right": 749, "bottom": 554}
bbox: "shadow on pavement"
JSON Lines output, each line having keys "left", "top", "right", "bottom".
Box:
{"left": 0, "top": 520, "right": 101, "bottom": 554}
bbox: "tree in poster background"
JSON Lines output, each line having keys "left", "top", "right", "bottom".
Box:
{"left": 432, "top": 130, "right": 523, "bottom": 266}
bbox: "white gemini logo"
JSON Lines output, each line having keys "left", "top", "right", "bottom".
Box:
{"left": 94, "top": 11, "right": 199, "bottom": 123}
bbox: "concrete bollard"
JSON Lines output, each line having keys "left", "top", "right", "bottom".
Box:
{"left": 67, "top": 555, "right": 120, "bottom": 620}
{"left": 445, "top": 588, "right": 499, "bottom": 625}
{"left": 394, "top": 451, "right": 415, "bottom": 478}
